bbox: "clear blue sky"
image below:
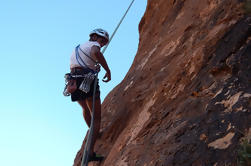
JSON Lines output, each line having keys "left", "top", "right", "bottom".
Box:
{"left": 0, "top": 0, "right": 146, "bottom": 165}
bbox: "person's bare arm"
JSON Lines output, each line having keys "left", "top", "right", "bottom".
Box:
{"left": 91, "top": 46, "right": 111, "bottom": 82}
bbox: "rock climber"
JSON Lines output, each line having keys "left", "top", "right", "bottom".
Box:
{"left": 69, "top": 28, "right": 111, "bottom": 162}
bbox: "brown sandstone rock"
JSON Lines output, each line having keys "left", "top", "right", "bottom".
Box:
{"left": 74, "top": 0, "right": 251, "bottom": 165}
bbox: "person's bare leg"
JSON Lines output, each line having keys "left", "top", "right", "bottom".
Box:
{"left": 78, "top": 100, "right": 91, "bottom": 128}
{"left": 77, "top": 99, "right": 92, "bottom": 160}
{"left": 85, "top": 96, "right": 101, "bottom": 155}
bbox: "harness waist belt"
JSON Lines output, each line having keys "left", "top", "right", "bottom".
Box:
{"left": 70, "top": 67, "right": 94, "bottom": 74}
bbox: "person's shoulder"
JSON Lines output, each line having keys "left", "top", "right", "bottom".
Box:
{"left": 90, "top": 42, "right": 101, "bottom": 53}
{"left": 90, "top": 41, "right": 101, "bottom": 48}
{"left": 79, "top": 41, "right": 89, "bottom": 47}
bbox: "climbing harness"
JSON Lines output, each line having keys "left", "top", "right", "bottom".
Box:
{"left": 80, "top": 0, "right": 136, "bottom": 165}
{"left": 76, "top": 45, "right": 97, "bottom": 70}
{"left": 75, "top": 45, "right": 97, "bottom": 93}
{"left": 63, "top": 45, "right": 98, "bottom": 96}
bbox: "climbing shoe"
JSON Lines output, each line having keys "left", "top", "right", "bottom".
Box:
{"left": 88, "top": 152, "right": 104, "bottom": 162}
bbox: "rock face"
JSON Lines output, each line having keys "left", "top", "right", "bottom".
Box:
{"left": 74, "top": 0, "right": 251, "bottom": 165}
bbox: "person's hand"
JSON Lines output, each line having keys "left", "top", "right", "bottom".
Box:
{"left": 102, "top": 71, "right": 111, "bottom": 82}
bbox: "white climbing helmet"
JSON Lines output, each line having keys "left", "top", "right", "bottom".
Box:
{"left": 90, "top": 28, "right": 109, "bottom": 41}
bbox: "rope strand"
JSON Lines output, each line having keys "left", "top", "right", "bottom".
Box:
{"left": 102, "top": 0, "right": 136, "bottom": 54}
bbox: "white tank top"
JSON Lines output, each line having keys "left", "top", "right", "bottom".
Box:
{"left": 70, "top": 41, "right": 101, "bottom": 70}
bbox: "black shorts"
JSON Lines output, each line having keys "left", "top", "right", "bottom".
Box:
{"left": 70, "top": 68, "right": 100, "bottom": 102}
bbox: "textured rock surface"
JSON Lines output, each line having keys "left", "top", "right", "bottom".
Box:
{"left": 74, "top": 0, "right": 251, "bottom": 165}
